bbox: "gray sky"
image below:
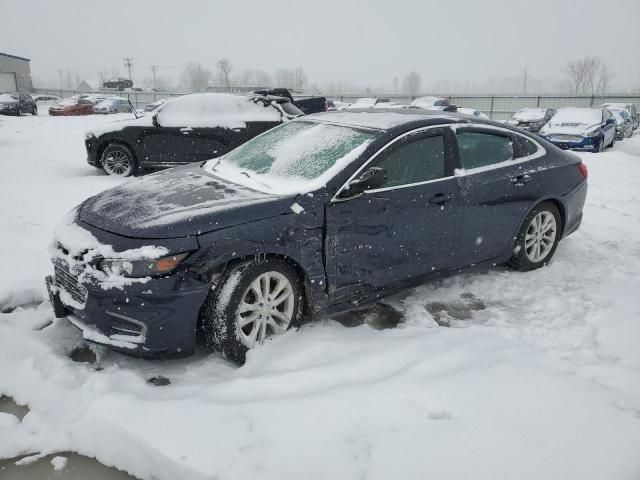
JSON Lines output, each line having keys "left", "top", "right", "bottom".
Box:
{"left": 2, "top": 0, "right": 639, "bottom": 93}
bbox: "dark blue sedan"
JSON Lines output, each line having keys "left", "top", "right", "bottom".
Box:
{"left": 0, "top": 92, "right": 37, "bottom": 116}
{"left": 46, "top": 109, "right": 588, "bottom": 363}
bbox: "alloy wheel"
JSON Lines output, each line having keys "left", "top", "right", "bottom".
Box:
{"left": 236, "top": 271, "right": 295, "bottom": 348}
{"left": 524, "top": 211, "right": 557, "bottom": 263}
{"left": 103, "top": 149, "right": 132, "bottom": 176}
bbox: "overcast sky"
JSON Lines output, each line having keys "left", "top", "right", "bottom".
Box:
{"left": 2, "top": 0, "right": 639, "bottom": 93}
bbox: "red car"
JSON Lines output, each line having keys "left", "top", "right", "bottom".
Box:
{"left": 49, "top": 98, "right": 95, "bottom": 116}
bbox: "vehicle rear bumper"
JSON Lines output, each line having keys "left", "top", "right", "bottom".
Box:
{"left": 45, "top": 270, "right": 210, "bottom": 358}
{"left": 561, "top": 180, "right": 587, "bottom": 239}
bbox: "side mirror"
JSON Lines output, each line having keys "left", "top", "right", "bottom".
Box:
{"left": 152, "top": 113, "right": 160, "bottom": 127}
{"left": 340, "top": 167, "right": 387, "bottom": 198}
{"left": 605, "top": 118, "right": 615, "bottom": 126}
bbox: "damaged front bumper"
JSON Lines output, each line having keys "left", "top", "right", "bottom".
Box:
{"left": 45, "top": 264, "right": 210, "bottom": 358}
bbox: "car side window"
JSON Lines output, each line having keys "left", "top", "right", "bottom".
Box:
{"left": 514, "top": 135, "right": 539, "bottom": 158}
{"left": 456, "top": 131, "right": 513, "bottom": 170}
{"left": 368, "top": 134, "right": 445, "bottom": 188}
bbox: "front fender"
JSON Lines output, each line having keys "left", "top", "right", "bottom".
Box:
{"left": 192, "top": 196, "right": 329, "bottom": 311}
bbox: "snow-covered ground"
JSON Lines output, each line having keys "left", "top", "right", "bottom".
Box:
{"left": 1, "top": 112, "right": 639, "bottom": 480}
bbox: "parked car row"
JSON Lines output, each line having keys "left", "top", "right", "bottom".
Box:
{"left": 510, "top": 104, "right": 638, "bottom": 153}
{"left": 49, "top": 95, "right": 134, "bottom": 116}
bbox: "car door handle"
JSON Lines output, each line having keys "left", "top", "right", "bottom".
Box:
{"left": 510, "top": 174, "right": 531, "bottom": 185}
{"left": 428, "top": 193, "right": 452, "bottom": 205}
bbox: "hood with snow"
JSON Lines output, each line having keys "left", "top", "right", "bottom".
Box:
{"left": 78, "top": 164, "right": 298, "bottom": 239}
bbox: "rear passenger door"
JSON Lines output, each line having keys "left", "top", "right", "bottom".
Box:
{"left": 452, "top": 127, "right": 542, "bottom": 267}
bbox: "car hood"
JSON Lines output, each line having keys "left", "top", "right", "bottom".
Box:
{"left": 543, "top": 122, "right": 599, "bottom": 136}
{"left": 79, "top": 164, "right": 297, "bottom": 239}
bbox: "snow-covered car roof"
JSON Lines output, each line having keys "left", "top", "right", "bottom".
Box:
{"left": 308, "top": 109, "right": 462, "bottom": 130}
{"left": 154, "top": 93, "right": 292, "bottom": 129}
{"left": 410, "top": 96, "right": 449, "bottom": 107}
{"left": 550, "top": 107, "right": 602, "bottom": 125}
{"left": 512, "top": 108, "right": 547, "bottom": 121}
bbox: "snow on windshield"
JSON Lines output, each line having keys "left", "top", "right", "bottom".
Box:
{"left": 156, "top": 93, "right": 282, "bottom": 129}
{"left": 550, "top": 108, "right": 602, "bottom": 125}
{"left": 513, "top": 108, "right": 546, "bottom": 121}
{"left": 0, "top": 93, "right": 17, "bottom": 102}
{"left": 204, "top": 120, "right": 378, "bottom": 194}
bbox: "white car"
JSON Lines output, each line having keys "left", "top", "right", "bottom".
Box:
{"left": 457, "top": 107, "right": 489, "bottom": 119}
{"left": 409, "top": 96, "right": 450, "bottom": 110}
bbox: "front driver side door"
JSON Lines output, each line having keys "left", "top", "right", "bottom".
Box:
{"left": 325, "top": 127, "right": 460, "bottom": 303}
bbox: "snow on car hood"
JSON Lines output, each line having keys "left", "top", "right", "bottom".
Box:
{"left": 79, "top": 164, "right": 296, "bottom": 239}
{"left": 87, "top": 114, "right": 153, "bottom": 137}
{"left": 513, "top": 109, "right": 546, "bottom": 122}
{"left": 542, "top": 122, "right": 599, "bottom": 136}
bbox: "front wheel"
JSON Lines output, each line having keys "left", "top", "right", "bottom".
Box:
{"left": 509, "top": 202, "right": 561, "bottom": 271}
{"left": 201, "top": 258, "right": 304, "bottom": 364}
{"left": 101, "top": 143, "right": 136, "bottom": 176}
{"left": 32, "top": 106, "right": 37, "bottom": 115}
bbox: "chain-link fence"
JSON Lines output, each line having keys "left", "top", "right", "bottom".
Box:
{"left": 33, "top": 87, "right": 640, "bottom": 121}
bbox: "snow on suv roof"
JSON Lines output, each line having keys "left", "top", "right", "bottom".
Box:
{"left": 307, "top": 109, "right": 461, "bottom": 130}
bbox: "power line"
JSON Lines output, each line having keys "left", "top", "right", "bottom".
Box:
{"left": 123, "top": 58, "right": 134, "bottom": 81}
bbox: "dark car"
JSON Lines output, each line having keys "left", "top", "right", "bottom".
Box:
{"left": 508, "top": 108, "right": 557, "bottom": 133}
{"left": 49, "top": 97, "right": 96, "bottom": 116}
{"left": 611, "top": 108, "right": 634, "bottom": 140}
{"left": 252, "top": 88, "right": 327, "bottom": 114}
{"left": 0, "top": 93, "right": 37, "bottom": 116}
{"left": 103, "top": 78, "right": 134, "bottom": 90}
{"left": 85, "top": 93, "right": 303, "bottom": 176}
{"left": 46, "top": 109, "right": 587, "bottom": 364}
{"left": 92, "top": 98, "right": 132, "bottom": 114}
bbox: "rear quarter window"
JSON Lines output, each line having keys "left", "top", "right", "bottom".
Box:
{"left": 456, "top": 131, "right": 513, "bottom": 170}
{"left": 515, "top": 135, "right": 540, "bottom": 158}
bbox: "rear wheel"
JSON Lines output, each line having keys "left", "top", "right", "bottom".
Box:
{"left": 101, "top": 143, "right": 136, "bottom": 176}
{"left": 201, "top": 258, "right": 304, "bottom": 364}
{"left": 509, "top": 202, "right": 561, "bottom": 271}
{"left": 32, "top": 106, "right": 37, "bottom": 115}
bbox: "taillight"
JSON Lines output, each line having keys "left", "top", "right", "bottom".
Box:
{"left": 578, "top": 163, "right": 588, "bottom": 179}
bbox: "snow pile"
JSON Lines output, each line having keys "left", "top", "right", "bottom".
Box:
{"left": 1, "top": 114, "right": 640, "bottom": 480}
{"left": 50, "top": 456, "right": 67, "bottom": 471}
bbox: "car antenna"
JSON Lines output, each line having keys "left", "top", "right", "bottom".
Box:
{"left": 128, "top": 98, "right": 142, "bottom": 119}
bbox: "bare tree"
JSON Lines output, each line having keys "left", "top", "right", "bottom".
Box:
{"left": 217, "top": 58, "right": 233, "bottom": 88}
{"left": 596, "top": 63, "right": 613, "bottom": 95}
{"left": 274, "top": 68, "right": 294, "bottom": 88}
{"left": 563, "top": 57, "right": 610, "bottom": 95}
{"left": 402, "top": 71, "right": 421, "bottom": 96}
{"left": 239, "top": 69, "right": 272, "bottom": 88}
{"left": 292, "top": 67, "right": 308, "bottom": 90}
{"left": 180, "top": 62, "right": 212, "bottom": 92}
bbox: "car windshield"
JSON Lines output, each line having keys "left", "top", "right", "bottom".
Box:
{"left": 550, "top": 108, "right": 602, "bottom": 125}
{"left": 513, "top": 108, "right": 546, "bottom": 121}
{"left": 0, "top": 93, "right": 18, "bottom": 102}
{"left": 203, "top": 120, "right": 379, "bottom": 194}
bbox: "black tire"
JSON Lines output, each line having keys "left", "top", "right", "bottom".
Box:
{"left": 101, "top": 143, "right": 137, "bottom": 176}
{"left": 17, "top": 107, "right": 21, "bottom": 116}
{"left": 509, "top": 202, "right": 561, "bottom": 271}
{"left": 609, "top": 135, "right": 615, "bottom": 148}
{"left": 32, "top": 106, "right": 37, "bottom": 115}
{"left": 201, "top": 258, "right": 304, "bottom": 364}
{"left": 596, "top": 135, "right": 604, "bottom": 152}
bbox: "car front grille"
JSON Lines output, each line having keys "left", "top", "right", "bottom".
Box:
{"left": 55, "top": 264, "right": 88, "bottom": 306}
{"left": 549, "top": 134, "right": 583, "bottom": 143}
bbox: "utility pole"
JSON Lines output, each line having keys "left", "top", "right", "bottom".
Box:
{"left": 123, "top": 58, "right": 134, "bottom": 81}
{"left": 149, "top": 65, "right": 158, "bottom": 90}
{"left": 522, "top": 65, "right": 528, "bottom": 95}
{"left": 56, "top": 69, "right": 63, "bottom": 95}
